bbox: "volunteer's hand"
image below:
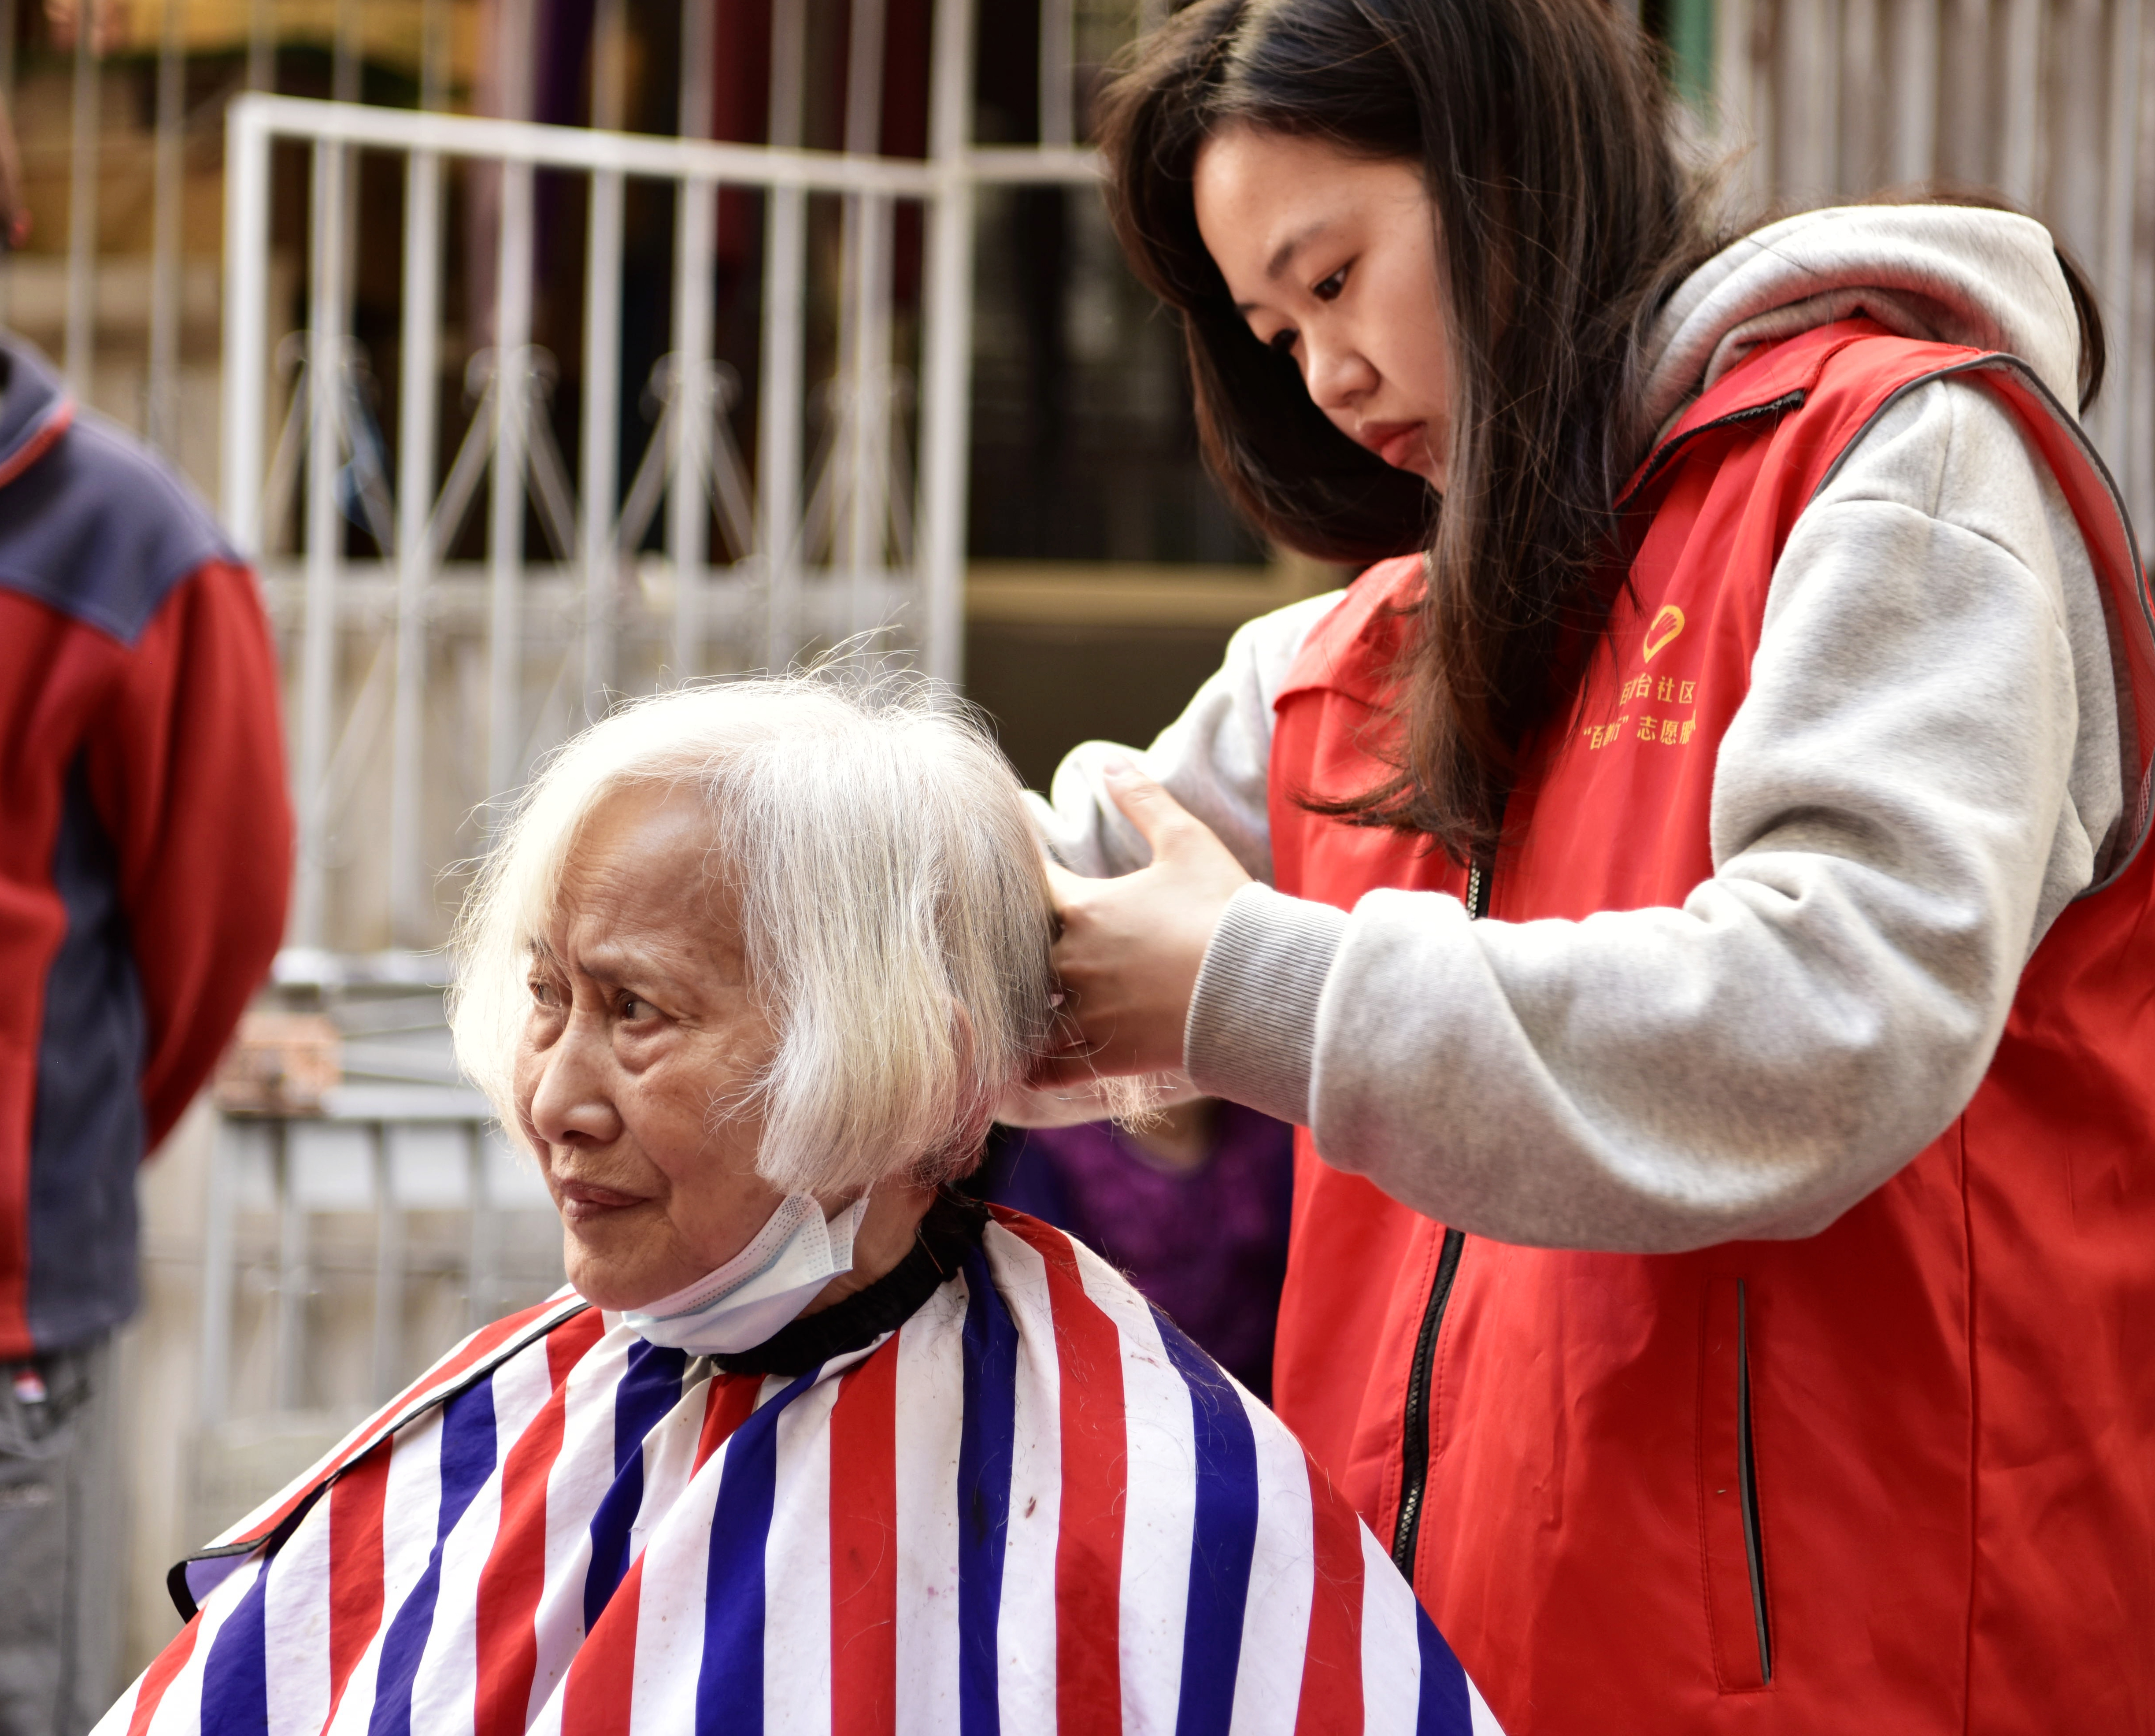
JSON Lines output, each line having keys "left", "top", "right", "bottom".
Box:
{"left": 1037, "top": 759, "right": 1252, "bottom": 1085}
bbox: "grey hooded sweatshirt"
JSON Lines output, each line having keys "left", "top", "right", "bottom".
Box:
{"left": 1026, "top": 205, "right": 2130, "bottom": 1254}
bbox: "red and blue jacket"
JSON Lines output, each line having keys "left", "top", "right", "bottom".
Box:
{"left": 0, "top": 334, "right": 289, "bottom": 1360}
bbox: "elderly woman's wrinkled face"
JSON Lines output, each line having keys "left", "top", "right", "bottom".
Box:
{"left": 514, "top": 782, "right": 787, "bottom": 1310}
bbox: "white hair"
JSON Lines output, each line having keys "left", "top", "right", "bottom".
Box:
{"left": 449, "top": 671, "right": 1063, "bottom": 1197}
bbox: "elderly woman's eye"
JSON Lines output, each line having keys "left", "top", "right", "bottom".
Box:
{"left": 529, "top": 979, "right": 557, "bottom": 1007}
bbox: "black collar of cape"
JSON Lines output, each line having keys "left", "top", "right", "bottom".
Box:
{"left": 710, "top": 1188, "right": 989, "bottom": 1377}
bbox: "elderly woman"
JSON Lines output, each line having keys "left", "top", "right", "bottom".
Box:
{"left": 96, "top": 677, "right": 1498, "bottom": 1736}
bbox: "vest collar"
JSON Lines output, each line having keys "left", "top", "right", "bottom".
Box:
{"left": 1618, "top": 319, "right": 1896, "bottom": 512}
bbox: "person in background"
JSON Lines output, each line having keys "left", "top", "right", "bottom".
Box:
{"left": 0, "top": 84, "right": 291, "bottom": 1736}
{"left": 973, "top": 1098, "right": 1293, "bottom": 1399}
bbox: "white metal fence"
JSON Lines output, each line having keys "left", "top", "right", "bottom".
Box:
{"left": 221, "top": 24, "right": 1116, "bottom": 962}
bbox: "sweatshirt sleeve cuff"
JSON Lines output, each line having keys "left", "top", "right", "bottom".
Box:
{"left": 1184, "top": 882, "right": 1348, "bottom": 1126}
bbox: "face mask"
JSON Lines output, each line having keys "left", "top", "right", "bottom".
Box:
{"left": 615, "top": 1192, "right": 870, "bottom": 1356}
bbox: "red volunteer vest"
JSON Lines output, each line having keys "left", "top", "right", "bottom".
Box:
{"left": 1269, "top": 323, "right": 2155, "bottom": 1733}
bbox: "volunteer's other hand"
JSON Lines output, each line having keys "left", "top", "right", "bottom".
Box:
{"left": 1037, "top": 759, "right": 1251, "bottom": 1085}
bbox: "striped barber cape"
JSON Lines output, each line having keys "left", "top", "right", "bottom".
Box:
{"left": 100, "top": 1210, "right": 1503, "bottom": 1735}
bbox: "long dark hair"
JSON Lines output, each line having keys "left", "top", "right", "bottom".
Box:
{"left": 1097, "top": 0, "right": 1718, "bottom": 857}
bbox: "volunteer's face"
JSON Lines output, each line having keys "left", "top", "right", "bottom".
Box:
{"left": 513, "top": 783, "right": 787, "bottom": 1310}
{"left": 1193, "top": 126, "right": 1452, "bottom": 489}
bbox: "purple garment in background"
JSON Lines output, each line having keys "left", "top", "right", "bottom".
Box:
{"left": 975, "top": 1103, "right": 1296, "bottom": 1399}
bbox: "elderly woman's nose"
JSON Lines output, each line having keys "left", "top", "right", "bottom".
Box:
{"left": 525, "top": 1025, "right": 624, "bottom": 1148}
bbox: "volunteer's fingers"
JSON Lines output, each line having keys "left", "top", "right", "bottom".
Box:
{"left": 1101, "top": 758, "right": 1205, "bottom": 855}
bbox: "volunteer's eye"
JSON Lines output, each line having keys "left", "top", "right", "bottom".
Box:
{"left": 1313, "top": 265, "right": 1348, "bottom": 302}
{"left": 1269, "top": 327, "right": 1299, "bottom": 355}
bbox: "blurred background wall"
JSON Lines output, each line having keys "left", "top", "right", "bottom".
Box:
{"left": 3, "top": 0, "right": 2144, "bottom": 1680}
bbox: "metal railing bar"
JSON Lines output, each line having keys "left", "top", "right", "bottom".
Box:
{"left": 196, "top": 1116, "right": 238, "bottom": 1428}
{"left": 271, "top": 1122, "right": 309, "bottom": 1411}
{"left": 148, "top": 0, "right": 186, "bottom": 453}
{"left": 528, "top": 413, "right": 581, "bottom": 563}
{"left": 465, "top": 1126, "right": 498, "bottom": 1330}
{"left": 705, "top": 371, "right": 759, "bottom": 561}
{"left": 424, "top": 369, "right": 500, "bottom": 565}
{"left": 294, "top": 141, "right": 351, "bottom": 948}
{"left": 1040, "top": 0, "right": 1075, "bottom": 149}
{"left": 319, "top": 629, "right": 395, "bottom": 836}
{"left": 761, "top": 184, "right": 808, "bottom": 670}
{"left": 761, "top": 0, "right": 808, "bottom": 669}
{"left": 614, "top": 373, "right": 677, "bottom": 570}
{"left": 918, "top": 0, "right": 979, "bottom": 685}
{"left": 581, "top": 179, "right": 624, "bottom": 712}
{"left": 966, "top": 145, "right": 1103, "bottom": 183}
{"left": 258, "top": 343, "right": 309, "bottom": 555}
{"left": 841, "top": 200, "right": 896, "bottom": 628}
{"left": 486, "top": 195, "right": 537, "bottom": 807}
{"left": 221, "top": 100, "right": 273, "bottom": 556}
{"left": 368, "top": 1124, "right": 404, "bottom": 1403}
{"left": 667, "top": 0, "right": 717, "bottom": 683}
{"left": 63, "top": 8, "right": 99, "bottom": 392}
{"left": 226, "top": 95, "right": 1089, "bottom": 194}
{"left": 846, "top": 0, "right": 889, "bottom": 158}
{"left": 391, "top": 148, "right": 444, "bottom": 945}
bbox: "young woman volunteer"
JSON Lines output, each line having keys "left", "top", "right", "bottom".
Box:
{"left": 1019, "top": 0, "right": 2155, "bottom": 1729}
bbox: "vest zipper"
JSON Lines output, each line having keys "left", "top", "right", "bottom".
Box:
{"left": 1389, "top": 853, "right": 1492, "bottom": 1577}
{"left": 1737, "top": 1282, "right": 1773, "bottom": 1682}
{"left": 1614, "top": 389, "right": 1809, "bottom": 513}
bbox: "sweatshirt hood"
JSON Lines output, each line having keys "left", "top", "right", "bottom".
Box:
{"left": 1642, "top": 205, "right": 2084, "bottom": 438}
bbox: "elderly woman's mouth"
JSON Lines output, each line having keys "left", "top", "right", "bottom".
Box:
{"left": 555, "top": 1177, "right": 648, "bottom": 1220}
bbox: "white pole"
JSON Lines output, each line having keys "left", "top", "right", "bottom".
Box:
{"left": 669, "top": 0, "right": 716, "bottom": 682}
{"left": 63, "top": 7, "right": 99, "bottom": 395}
{"left": 148, "top": 0, "right": 185, "bottom": 453}
{"left": 221, "top": 97, "right": 272, "bottom": 554}
{"left": 917, "top": 0, "right": 978, "bottom": 685}
{"left": 760, "top": 0, "right": 807, "bottom": 670}
{"left": 582, "top": 0, "right": 627, "bottom": 711}
{"left": 1038, "top": 0, "right": 1074, "bottom": 150}
{"left": 390, "top": 148, "right": 442, "bottom": 945}
{"left": 487, "top": 160, "right": 535, "bottom": 806}
{"left": 840, "top": 0, "right": 889, "bottom": 639}
{"left": 296, "top": 141, "right": 350, "bottom": 949}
